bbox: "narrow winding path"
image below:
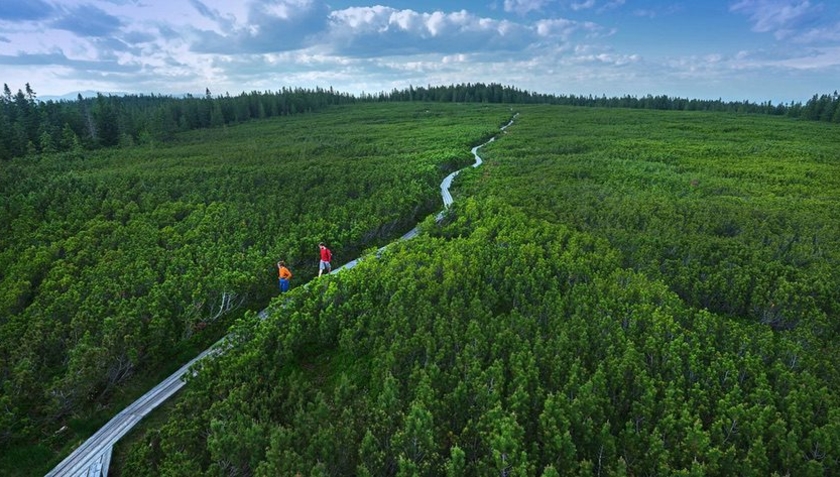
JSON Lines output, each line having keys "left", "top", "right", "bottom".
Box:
{"left": 46, "top": 114, "right": 516, "bottom": 477}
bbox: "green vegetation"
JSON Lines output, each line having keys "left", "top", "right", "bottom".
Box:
{"left": 4, "top": 98, "right": 838, "bottom": 476}
{"left": 0, "top": 102, "right": 512, "bottom": 475}
{"left": 3, "top": 81, "right": 838, "bottom": 162}
{"left": 460, "top": 106, "right": 840, "bottom": 341}
{"left": 111, "top": 105, "right": 838, "bottom": 475}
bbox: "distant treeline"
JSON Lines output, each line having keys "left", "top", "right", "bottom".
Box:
{"left": 1, "top": 82, "right": 838, "bottom": 161}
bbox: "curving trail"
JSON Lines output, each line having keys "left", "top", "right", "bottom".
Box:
{"left": 45, "top": 113, "right": 516, "bottom": 477}
{"left": 336, "top": 113, "right": 515, "bottom": 272}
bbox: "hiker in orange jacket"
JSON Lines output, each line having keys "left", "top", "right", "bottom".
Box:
{"left": 277, "top": 261, "right": 292, "bottom": 292}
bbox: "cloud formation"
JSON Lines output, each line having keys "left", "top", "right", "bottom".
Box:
{"left": 0, "top": 0, "right": 837, "bottom": 102}
{"left": 184, "top": 1, "right": 328, "bottom": 54}
{"left": 730, "top": 0, "right": 824, "bottom": 40}
{"left": 504, "top": 0, "right": 554, "bottom": 15}
{"left": 50, "top": 4, "right": 123, "bottom": 38}
{"left": 327, "top": 7, "right": 539, "bottom": 56}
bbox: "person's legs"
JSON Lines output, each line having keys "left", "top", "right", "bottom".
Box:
{"left": 280, "top": 278, "right": 290, "bottom": 292}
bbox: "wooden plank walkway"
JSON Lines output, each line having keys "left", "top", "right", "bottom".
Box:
{"left": 46, "top": 114, "right": 515, "bottom": 477}
{"left": 45, "top": 344, "right": 222, "bottom": 477}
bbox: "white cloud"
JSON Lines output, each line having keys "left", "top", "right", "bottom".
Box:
{"left": 793, "top": 22, "right": 840, "bottom": 43}
{"left": 599, "top": 0, "right": 626, "bottom": 13}
{"left": 536, "top": 18, "right": 576, "bottom": 37}
{"left": 572, "top": 51, "right": 640, "bottom": 66}
{"left": 570, "top": 0, "right": 626, "bottom": 13}
{"left": 325, "top": 7, "right": 551, "bottom": 56}
{"left": 503, "top": 0, "right": 553, "bottom": 15}
{"left": 329, "top": 8, "right": 501, "bottom": 39}
{"left": 633, "top": 4, "right": 682, "bottom": 19}
{"left": 262, "top": 0, "right": 318, "bottom": 20}
{"left": 660, "top": 45, "right": 840, "bottom": 83}
{"left": 752, "top": 46, "right": 840, "bottom": 69}
{"left": 571, "top": 0, "right": 596, "bottom": 11}
{"left": 535, "top": 18, "right": 609, "bottom": 41}
{"left": 730, "top": 0, "right": 823, "bottom": 39}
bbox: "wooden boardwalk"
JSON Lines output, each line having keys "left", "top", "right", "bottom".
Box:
{"left": 45, "top": 343, "right": 221, "bottom": 476}
{"left": 46, "top": 115, "right": 515, "bottom": 477}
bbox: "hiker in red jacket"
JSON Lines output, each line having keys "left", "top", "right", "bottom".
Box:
{"left": 318, "top": 242, "right": 332, "bottom": 277}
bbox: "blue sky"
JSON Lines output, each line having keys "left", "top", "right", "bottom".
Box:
{"left": 1, "top": 0, "right": 838, "bottom": 103}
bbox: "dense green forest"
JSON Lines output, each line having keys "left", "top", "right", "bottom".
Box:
{"left": 461, "top": 106, "right": 840, "bottom": 338}
{"left": 2, "top": 81, "right": 839, "bottom": 162}
{"left": 3, "top": 93, "right": 838, "bottom": 476}
{"left": 0, "top": 102, "right": 512, "bottom": 474}
{"left": 105, "top": 106, "right": 839, "bottom": 475}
